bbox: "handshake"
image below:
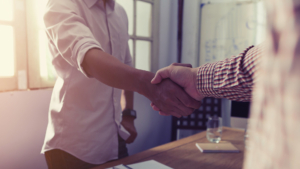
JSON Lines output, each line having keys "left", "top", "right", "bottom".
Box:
{"left": 147, "top": 63, "right": 204, "bottom": 118}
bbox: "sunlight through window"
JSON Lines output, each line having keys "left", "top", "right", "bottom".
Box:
{"left": 136, "top": 1, "right": 152, "bottom": 37}
{"left": 136, "top": 40, "right": 151, "bottom": 71}
{"left": 35, "top": 0, "right": 57, "bottom": 79}
{"left": 39, "top": 30, "right": 48, "bottom": 78}
{"left": 0, "top": 0, "right": 13, "bottom": 21}
{"left": 0, "top": 25, "right": 14, "bottom": 77}
{"left": 116, "top": 0, "right": 134, "bottom": 35}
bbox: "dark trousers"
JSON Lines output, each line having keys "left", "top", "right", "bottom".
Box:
{"left": 45, "top": 135, "right": 128, "bottom": 169}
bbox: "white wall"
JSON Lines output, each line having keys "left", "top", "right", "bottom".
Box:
{"left": 181, "top": 0, "right": 233, "bottom": 128}
{"left": 181, "top": 0, "right": 202, "bottom": 67}
{"left": 0, "top": 90, "right": 51, "bottom": 169}
{"left": 0, "top": 1, "right": 179, "bottom": 168}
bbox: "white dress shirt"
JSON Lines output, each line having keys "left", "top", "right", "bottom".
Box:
{"left": 41, "top": 0, "right": 132, "bottom": 164}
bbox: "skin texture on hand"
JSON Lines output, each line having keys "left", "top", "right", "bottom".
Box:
{"left": 151, "top": 63, "right": 204, "bottom": 115}
{"left": 121, "top": 116, "right": 137, "bottom": 144}
{"left": 151, "top": 63, "right": 203, "bottom": 101}
{"left": 145, "top": 79, "right": 202, "bottom": 118}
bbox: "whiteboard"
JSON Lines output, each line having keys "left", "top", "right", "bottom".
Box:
{"left": 199, "top": 1, "right": 266, "bottom": 65}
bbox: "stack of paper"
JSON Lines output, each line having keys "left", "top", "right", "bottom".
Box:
{"left": 195, "top": 142, "right": 240, "bottom": 153}
{"left": 108, "top": 160, "right": 173, "bottom": 169}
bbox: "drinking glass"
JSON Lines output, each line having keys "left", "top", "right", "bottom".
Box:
{"left": 244, "top": 128, "right": 250, "bottom": 149}
{"left": 206, "top": 116, "right": 222, "bottom": 143}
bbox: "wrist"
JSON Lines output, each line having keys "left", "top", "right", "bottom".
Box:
{"left": 122, "top": 109, "right": 137, "bottom": 119}
{"left": 122, "top": 116, "right": 135, "bottom": 122}
{"left": 191, "top": 67, "right": 199, "bottom": 89}
{"left": 191, "top": 67, "right": 204, "bottom": 100}
{"left": 135, "top": 70, "right": 155, "bottom": 97}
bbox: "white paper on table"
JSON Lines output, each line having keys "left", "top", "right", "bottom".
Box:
{"left": 106, "top": 164, "right": 129, "bottom": 169}
{"left": 127, "top": 160, "right": 173, "bottom": 169}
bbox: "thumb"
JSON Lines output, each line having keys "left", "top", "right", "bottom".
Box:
{"left": 171, "top": 63, "right": 192, "bottom": 68}
{"left": 151, "top": 67, "right": 171, "bottom": 84}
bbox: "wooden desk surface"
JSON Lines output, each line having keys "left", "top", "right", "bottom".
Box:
{"left": 93, "top": 127, "right": 245, "bottom": 169}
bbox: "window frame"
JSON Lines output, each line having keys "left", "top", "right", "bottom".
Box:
{"left": 0, "top": 0, "right": 27, "bottom": 92}
{"left": 0, "top": 0, "right": 161, "bottom": 92}
{"left": 129, "top": 0, "right": 160, "bottom": 73}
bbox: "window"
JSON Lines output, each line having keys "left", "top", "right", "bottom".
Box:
{"left": 0, "top": 0, "right": 160, "bottom": 92}
{"left": 0, "top": 0, "right": 27, "bottom": 91}
{"left": 26, "top": 0, "right": 57, "bottom": 89}
{"left": 0, "top": 1, "right": 14, "bottom": 78}
{"left": 116, "top": 0, "right": 160, "bottom": 72}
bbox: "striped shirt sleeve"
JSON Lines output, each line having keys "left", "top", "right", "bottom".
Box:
{"left": 196, "top": 44, "right": 263, "bottom": 102}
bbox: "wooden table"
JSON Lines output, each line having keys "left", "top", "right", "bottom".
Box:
{"left": 93, "top": 127, "right": 245, "bottom": 169}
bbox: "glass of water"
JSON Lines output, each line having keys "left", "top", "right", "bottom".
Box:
{"left": 206, "top": 116, "right": 222, "bottom": 143}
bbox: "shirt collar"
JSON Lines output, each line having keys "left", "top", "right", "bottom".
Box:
{"left": 84, "top": 0, "right": 115, "bottom": 10}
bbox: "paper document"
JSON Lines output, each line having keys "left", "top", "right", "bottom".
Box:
{"left": 127, "top": 160, "right": 172, "bottom": 169}
{"left": 109, "top": 160, "right": 172, "bottom": 169}
{"left": 106, "top": 164, "right": 131, "bottom": 169}
{"left": 196, "top": 142, "right": 240, "bottom": 153}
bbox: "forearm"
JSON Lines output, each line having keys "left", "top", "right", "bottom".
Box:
{"left": 197, "top": 44, "right": 263, "bottom": 102}
{"left": 82, "top": 48, "right": 201, "bottom": 117}
{"left": 81, "top": 48, "right": 154, "bottom": 96}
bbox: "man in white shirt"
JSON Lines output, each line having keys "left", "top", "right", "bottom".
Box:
{"left": 41, "top": 0, "right": 201, "bottom": 168}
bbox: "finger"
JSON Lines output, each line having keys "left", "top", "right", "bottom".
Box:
{"left": 164, "top": 87, "right": 198, "bottom": 116}
{"left": 151, "top": 67, "right": 171, "bottom": 84}
{"left": 177, "top": 91, "right": 202, "bottom": 110}
{"left": 156, "top": 80, "right": 192, "bottom": 117}
{"left": 173, "top": 97, "right": 195, "bottom": 116}
{"left": 126, "top": 136, "right": 134, "bottom": 144}
{"left": 159, "top": 112, "right": 170, "bottom": 116}
{"left": 166, "top": 110, "right": 182, "bottom": 118}
{"left": 173, "top": 114, "right": 182, "bottom": 118}
{"left": 171, "top": 63, "right": 192, "bottom": 68}
{"left": 150, "top": 102, "right": 160, "bottom": 111}
{"left": 126, "top": 136, "right": 132, "bottom": 144}
{"left": 126, "top": 132, "right": 137, "bottom": 144}
{"left": 152, "top": 102, "right": 178, "bottom": 117}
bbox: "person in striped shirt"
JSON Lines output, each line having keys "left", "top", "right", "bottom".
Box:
{"left": 151, "top": 0, "right": 300, "bottom": 168}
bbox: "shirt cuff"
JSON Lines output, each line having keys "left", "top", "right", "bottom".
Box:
{"left": 73, "top": 38, "right": 104, "bottom": 77}
{"left": 197, "top": 62, "right": 221, "bottom": 98}
{"left": 197, "top": 45, "right": 256, "bottom": 99}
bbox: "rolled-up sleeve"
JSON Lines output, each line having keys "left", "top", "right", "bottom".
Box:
{"left": 44, "top": 1, "right": 103, "bottom": 77}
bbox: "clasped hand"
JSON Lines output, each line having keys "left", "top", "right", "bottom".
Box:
{"left": 150, "top": 63, "right": 204, "bottom": 117}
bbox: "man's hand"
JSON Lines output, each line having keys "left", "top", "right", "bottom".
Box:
{"left": 145, "top": 79, "right": 201, "bottom": 118}
{"left": 151, "top": 63, "right": 203, "bottom": 101}
{"left": 121, "top": 116, "right": 137, "bottom": 144}
{"left": 150, "top": 63, "right": 204, "bottom": 115}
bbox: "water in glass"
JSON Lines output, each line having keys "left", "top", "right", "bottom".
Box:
{"left": 206, "top": 117, "right": 222, "bottom": 143}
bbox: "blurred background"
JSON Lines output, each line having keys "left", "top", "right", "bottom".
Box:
{"left": 0, "top": 0, "right": 266, "bottom": 168}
